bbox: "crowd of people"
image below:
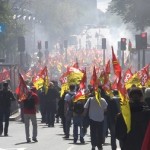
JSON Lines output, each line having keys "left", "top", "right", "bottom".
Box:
{"left": 0, "top": 79, "right": 150, "bottom": 150}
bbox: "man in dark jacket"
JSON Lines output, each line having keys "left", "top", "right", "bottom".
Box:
{"left": 116, "top": 88, "right": 150, "bottom": 150}
{"left": 107, "top": 90, "right": 121, "bottom": 150}
{"left": 45, "top": 82, "right": 59, "bottom": 127}
{"left": 0, "top": 82, "right": 16, "bottom": 136}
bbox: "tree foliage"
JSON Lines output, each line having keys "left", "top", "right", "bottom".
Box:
{"left": 0, "top": 1, "right": 23, "bottom": 56}
{"left": 108, "top": 0, "right": 150, "bottom": 31}
{"left": 31, "top": 0, "right": 96, "bottom": 42}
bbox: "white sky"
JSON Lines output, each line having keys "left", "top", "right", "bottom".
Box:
{"left": 97, "top": 0, "right": 111, "bottom": 12}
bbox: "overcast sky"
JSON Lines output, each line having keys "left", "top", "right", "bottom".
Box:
{"left": 97, "top": 0, "right": 111, "bottom": 12}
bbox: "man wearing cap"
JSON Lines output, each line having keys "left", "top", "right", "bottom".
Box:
{"left": 0, "top": 82, "right": 16, "bottom": 136}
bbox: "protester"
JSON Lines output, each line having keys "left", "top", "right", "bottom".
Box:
{"left": 57, "top": 90, "right": 68, "bottom": 135}
{"left": 144, "top": 87, "right": 150, "bottom": 107}
{"left": 64, "top": 84, "right": 76, "bottom": 138}
{"left": 23, "top": 87, "right": 39, "bottom": 143}
{"left": 0, "top": 82, "right": 16, "bottom": 136}
{"left": 84, "top": 89, "right": 108, "bottom": 150}
{"left": 107, "top": 90, "right": 121, "bottom": 150}
{"left": 72, "top": 99, "right": 85, "bottom": 144}
{"left": 116, "top": 88, "right": 150, "bottom": 150}
{"left": 45, "top": 82, "right": 59, "bottom": 127}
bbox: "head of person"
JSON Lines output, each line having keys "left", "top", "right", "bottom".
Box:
{"left": 129, "top": 87, "right": 144, "bottom": 103}
{"left": 69, "top": 84, "right": 75, "bottom": 92}
{"left": 30, "top": 86, "right": 37, "bottom": 93}
{"left": 49, "top": 82, "right": 54, "bottom": 88}
{"left": 3, "top": 82, "right": 9, "bottom": 90}
{"left": 144, "top": 88, "right": 150, "bottom": 98}
{"left": 113, "top": 89, "right": 119, "bottom": 96}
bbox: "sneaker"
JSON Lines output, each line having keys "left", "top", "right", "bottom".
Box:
{"left": 73, "top": 138, "right": 77, "bottom": 144}
{"left": 4, "top": 133, "right": 8, "bottom": 137}
{"left": 63, "top": 135, "right": 69, "bottom": 139}
{"left": 91, "top": 148, "right": 95, "bottom": 150}
{"left": 32, "top": 138, "right": 38, "bottom": 142}
{"left": 80, "top": 137, "right": 85, "bottom": 144}
{"left": 27, "top": 139, "right": 31, "bottom": 143}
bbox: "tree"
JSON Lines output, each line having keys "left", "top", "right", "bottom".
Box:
{"left": 0, "top": 1, "right": 24, "bottom": 61}
{"left": 31, "top": 0, "right": 97, "bottom": 44}
{"left": 108, "top": 0, "right": 150, "bottom": 31}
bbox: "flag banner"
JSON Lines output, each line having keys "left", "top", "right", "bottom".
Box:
{"left": 91, "top": 66, "right": 101, "bottom": 105}
{"left": 112, "top": 47, "right": 122, "bottom": 78}
{"left": 123, "top": 68, "right": 133, "bottom": 83}
{"left": 117, "top": 74, "right": 131, "bottom": 133}
{"left": 59, "top": 72, "right": 69, "bottom": 97}
{"left": 125, "top": 73, "right": 142, "bottom": 89}
{"left": 74, "top": 71, "right": 87, "bottom": 102}
{"left": 67, "top": 67, "right": 84, "bottom": 85}
{"left": 16, "top": 73, "right": 29, "bottom": 101}
{"left": 105, "top": 59, "right": 110, "bottom": 74}
{"left": 32, "top": 66, "right": 49, "bottom": 93}
{"left": 0, "top": 69, "right": 10, "bottom": 82}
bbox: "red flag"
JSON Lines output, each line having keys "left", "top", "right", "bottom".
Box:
{"left": 74, "top": 71, "right": 87, "bottom": 102}
{"left": 105, "top": 59, "right": 110, "bottom": 74}
{"left": 72, "top": 58, "right": 79, "bottom": 69}
{"left": 111, "top": 78, "right": 118, "bottom": 90}
{"left": 112, "top": 47, "right": 122, "bottom": 78}
{"left": 90, "top": 66, "right": 97, "bottom": 87}
{"left": 17, "top": 73, "right": 29, "bottom": 101}
{"left": 123, "top": 68, "right": 133, "bottom": 83}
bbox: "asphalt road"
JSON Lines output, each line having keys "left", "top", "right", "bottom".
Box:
{"left": 0, "top": 113, "right": 121, "bottom": 150}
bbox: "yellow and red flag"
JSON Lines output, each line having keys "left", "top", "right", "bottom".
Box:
{"left": 112, "top": 47, "right": 122, "bottom": 78}
{"left": 117, "top": 74, "right": 131, "bottom": 133}
{"left": 16, "top": 73, "right": 29, "bottom": 101}
{"left": 32, "top": 66, "right": 49, "bottom": 94}
{"left": 105, "top": 59, "right": 110, "bottom": 75}
{"left": 90, "top": 66, "right": 101, "bottom": 105}
{"left": 123, "top": 68, "right": 133, "bottom": 83}
{"left": 74, "top": 70, "right": 87, "bottom": 102}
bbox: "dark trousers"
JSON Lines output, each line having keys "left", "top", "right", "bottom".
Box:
{"left": 46, "top": 111, "right": 55, "bottom": 126}
{"left": 90, "top": 119, "right": 104, "bottom": 148}
{"left": 61, "top": 115, "right": 66, "bottom": 134}
{"left": 40, "top": 104, "right": 46, "bottom": 123}
{"left": 0, "top": 108, "right": 10, "bottom": 135}
{"left": 108, "top": 120, "right": 117, "bottom": 150}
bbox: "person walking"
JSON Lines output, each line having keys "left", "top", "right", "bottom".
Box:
{"left": 116, "top": 88, "right": 150, "bottom": 150}
{"left": 107, "top": 90, "right": 121, "bottom": 150}
{"left": 84, "top": 89, "right": 108, "bottom": 150}
{"left": 45, "top": 82, "right": 59, "bottom": 127}
{"left": 0, "top": 82, "right": 16, "bottom": 136}
{"left": 64, "top": 84, "right": 76, "bottom": 138}
{"left": 23, "top": 87, "right": 39, "bottom": 143}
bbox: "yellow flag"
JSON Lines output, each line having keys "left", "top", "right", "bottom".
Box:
{"left": 125, "top": 73, "right": 142, "bottom": 89}
{"left": 121, "top": 99, "right": 131, "bottom": 133}
{"left": 33, "top": 77, "right": 44, "bottom": 90}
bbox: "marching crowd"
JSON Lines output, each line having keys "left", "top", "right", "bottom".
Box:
{"left": 0, "top": 79, "right": 150, "bottom": 150}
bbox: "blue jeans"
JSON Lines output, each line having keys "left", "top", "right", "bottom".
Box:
{"left": 73, "top": 115, "right": 84, "bottom": 139}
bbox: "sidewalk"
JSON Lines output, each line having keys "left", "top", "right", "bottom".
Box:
{"left": 9, "top": 111, "right": 20, "bottom": 121}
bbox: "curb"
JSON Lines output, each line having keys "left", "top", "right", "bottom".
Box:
{"left": 9, "top": 112, "right": 20, "bottom": 121}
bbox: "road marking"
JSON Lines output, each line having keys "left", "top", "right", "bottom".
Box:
{"left": 67, "top": 145, "right": 75, "bottom": 150}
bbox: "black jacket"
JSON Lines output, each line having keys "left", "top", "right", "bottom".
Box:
{"left": 121, "top": 102, "right": 150, "bottom": 150}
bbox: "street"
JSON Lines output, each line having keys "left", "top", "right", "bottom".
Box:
{"left": 0, "top": 113, "right": 120, "bottom": 150}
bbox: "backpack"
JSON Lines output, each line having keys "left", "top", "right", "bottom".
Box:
{"left": 23, "top": 95, "right": 35, "bottom": 109}
{"left": 67, "top": 93, "right": 75, "bottom": 111}
{"left": 73, "top": 101, "right": 84, "bottom": 115}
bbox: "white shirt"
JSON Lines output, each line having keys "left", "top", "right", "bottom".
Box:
{"left": 84, "top": 97, "right": 108, "bottom": 122}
